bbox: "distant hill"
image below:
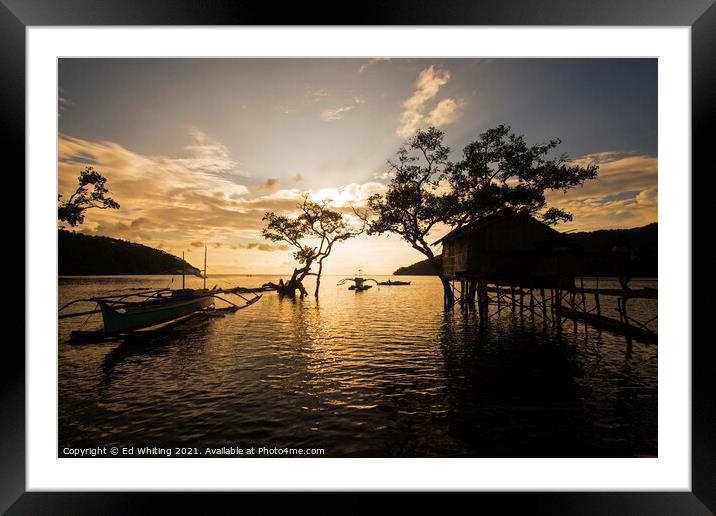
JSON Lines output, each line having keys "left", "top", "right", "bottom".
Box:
{"left": 393, "top": 223, "right": 657, "bottom": 277}
{"left": 394, "top": 255, "right": 442, "bottom": 276}
{"left": 59, "top": 230, "right": 201, "bottom": 276}
{"left": 569, "top": 223, "right": 657, "bottom": 277}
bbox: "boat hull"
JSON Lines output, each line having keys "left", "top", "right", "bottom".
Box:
{"left": 97, "top": 295, "right": 214, "bottom": 334}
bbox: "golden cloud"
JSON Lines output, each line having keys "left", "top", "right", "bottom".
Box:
{"left": 547, "top": 154, "right": 658, "bottom": 231}
{"left": 396, "top": 66, "right": 465, "bottom": 138}
{"left": 59, "top": 134, "right": 389, "bottom": 259}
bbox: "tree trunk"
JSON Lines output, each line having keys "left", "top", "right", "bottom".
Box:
{"left": 272, "top": 260, "right": 313, "bottom": 298}
{"left": 314, "top": 260, "right": 324, "bottom": 297}
{"left": 427, "top": 257, "right": 453, "bottom": 306}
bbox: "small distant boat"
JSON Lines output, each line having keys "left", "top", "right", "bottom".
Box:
{"left": 377, "top": 280, "right": 411, "bottom": 286}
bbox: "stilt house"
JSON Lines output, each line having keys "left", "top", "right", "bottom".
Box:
{"left": 435, "top": 209, "right": 580, "bottom": 289}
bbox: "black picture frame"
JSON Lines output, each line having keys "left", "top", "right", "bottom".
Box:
{"left": 3, "top": 0, "right": 710, "bottom": 512}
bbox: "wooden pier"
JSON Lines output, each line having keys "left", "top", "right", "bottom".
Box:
{"left": 450, "top": 279, "right": 657, "bottom": 347}
{"left": 436, "top": 211, "right": 657, "bottom": 348}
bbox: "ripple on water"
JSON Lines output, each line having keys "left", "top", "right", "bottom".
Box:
{"left": 59, "top": 275, "right": 657, "bottom": 457}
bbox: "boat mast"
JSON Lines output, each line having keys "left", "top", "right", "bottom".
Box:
{"left": 203, "top": 245, "right": 207, "bottom": 290}
{"left": 182, "top": 251, "right": 185, "bottom": 289}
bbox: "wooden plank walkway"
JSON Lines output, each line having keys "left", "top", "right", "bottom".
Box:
{"left": 559, "top": 305, "right": 657, "bottom": 345}
{"left": 568, "top": 287, "right": 657, "bottom": 299}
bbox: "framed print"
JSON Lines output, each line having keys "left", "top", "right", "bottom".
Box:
{"left": 4, "top": 0, "right": 712, "bottom": 512}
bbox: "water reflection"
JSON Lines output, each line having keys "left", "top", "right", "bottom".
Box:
{"left": 59, "top": 275, "right": 657, "bottom": 457}
{"left": 100, "top": 318, "right": 213, "bottom": 388}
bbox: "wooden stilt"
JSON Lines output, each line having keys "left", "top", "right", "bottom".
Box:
{"left": 476, "top": 281, "right": 485, "bottom": 323}
{"left": 555, "top": 288, "right": 562, "bottom": 338}
{"left": 621, "top": 295, "right": 633, "bottom": 352}
{"left": 529, "top": 284, "right": 535, "bottom": 326}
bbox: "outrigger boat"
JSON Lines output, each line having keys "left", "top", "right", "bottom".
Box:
{"left": 94, "top": 288, "right": 217, "bottom": 334}
{"left": 337, "top": 269, "right": 378, "bottom": 292}
{"left": 59, "top": 247, "right": 262, "bottom": 339}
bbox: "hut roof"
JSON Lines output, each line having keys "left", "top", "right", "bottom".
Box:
{"left": 433, "top": 209, "right": 545, "bottom": 246}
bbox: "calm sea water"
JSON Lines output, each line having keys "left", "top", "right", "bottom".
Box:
{"left": 58, "top": 275, "right": 657, "bottom": 457}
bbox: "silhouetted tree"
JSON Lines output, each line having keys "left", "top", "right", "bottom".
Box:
{"left": 364, "top": 125, "right": 599, "bottom": 307}
{"left": 58, "top": 167, "right": 120, "bottom": 227}
{"left": 446, "top": 124, "right": 598, "bottom": 226}
{"left": 364, "top": 127, "right": 456, "bottom": 304}
{"left": 262, "top": 195, "right": 364, "bottom": 297}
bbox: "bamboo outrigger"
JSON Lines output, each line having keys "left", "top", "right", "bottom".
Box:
{"left": 336, "top": 269, "right": 378, "bottom": 291}
{"left": 59, "top": 247, "right": 262, "bottom": 340}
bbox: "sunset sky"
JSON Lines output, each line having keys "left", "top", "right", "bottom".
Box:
{"left": 58, "top": 58, "right": 657, "bottom": 275}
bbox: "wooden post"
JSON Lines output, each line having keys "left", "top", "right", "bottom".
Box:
{"left": 621, "top": 295, "right": 633, "bottom": 352}
{"left": 555, "top": 288, "right": 562, "bottom": 338}
{"left": 540, "top": 287, "right": 547, "bottom": 327}
{"left": 580, "top": 277, "right": 588, "bottom": 335}
{"left": 476, "top": 281, "right": 485, "bottom": 323}
{"left": 482, "top": 283, "right": 489, "bottom": 320}
{"left": 510, "top": 286, "right": 516, "bottom": 312}
{"left": 529, "top": 283, "right": 535, "bottom": 326}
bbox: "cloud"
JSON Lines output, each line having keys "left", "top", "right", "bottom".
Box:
{"left": 59, "top": 133, "right": 390, "bottom": 258}
{"left": 358, "top": 58, "right": 390, "bottom": 74}
{"left": 321, "top": 106, "right": 354, "bottom": 122}
{"left": 425, "top": 98, "right": 464, "bottom": 127}
{"left": 546, "top": 154, "right": 658, "bottom": 231}
{"left": 635, "top": 186, "right": 658, "bottom": 208}
{"left": 190, "top": 241, "right": 204, "bottom": 247}
{"left": 255, "top": 177, "right": 279, "bottom": 191}
{"left": 79, "top": 217, "right": 154, "bottom": 242}
{"left": 232, "top": 242, "right": 290, "bottom": 252}
{"left": 308, "top": 182, "right": 386, "bottom": 208}
{"left": 397, "top": 66, "right": 463, "bottom": 138}
{"left": 308, "top": 88, "right": 329, "bottom": 102}
{"left": 170, "top": 128, "right": 245, "bottom": 177}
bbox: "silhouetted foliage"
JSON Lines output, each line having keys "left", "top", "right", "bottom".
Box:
{"left": 364, "top": 127, "right": 455, "bottom": 302}
{"left": 262, "top": 194, "right": 365, "bottom": 297}
{"left": 446, "top": 125, "right": 598, "bottom": 226}
{"left": 364, "top": 126, "right": 599, "bottom": 305}
{"left": 58, "top": 167, "right": 120, "bottom": 227}
{"left": 59, "top": 230, "right": 199, "bottom": 276}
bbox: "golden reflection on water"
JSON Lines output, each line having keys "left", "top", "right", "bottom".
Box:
{"left": 59, "top": 275, "right": 657, "bottom": 457}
